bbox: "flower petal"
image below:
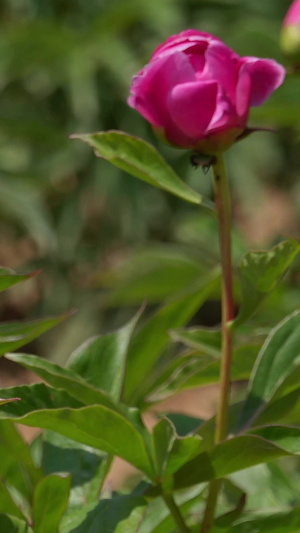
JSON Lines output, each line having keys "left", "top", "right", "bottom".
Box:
{"left": 151, "top": 30, "right": 219, "bottom": 61}
{"left": 235, "top": 65, "right": 251, "bottom": 119}
{"left": 128, "top": 52, "right": 196, "bottom": 128}
{"left": 240, "top": 58, "right": 285, "bottom": 106}
{"left": 204, "top": 41, "right": 239, "bottom": 104}
{"left": 168, "top": 80, "right": 218, "bottom": 138}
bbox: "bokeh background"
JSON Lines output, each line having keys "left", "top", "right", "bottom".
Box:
{"left": 1, "top": 0, "right": 300, "bottom": 368}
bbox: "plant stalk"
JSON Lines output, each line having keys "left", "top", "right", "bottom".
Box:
{"left": 200, "top": 153, "right": 235, "bottom": 532}
{"left": 163, "top": 492, "right": 190, "bottom": 533}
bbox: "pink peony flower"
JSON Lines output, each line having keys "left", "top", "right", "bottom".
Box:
{"left": 281, "top": 0, "right": 300, "bottom": 62}
{"left": 128, "top": 30, "right": 285, "bottom": 154}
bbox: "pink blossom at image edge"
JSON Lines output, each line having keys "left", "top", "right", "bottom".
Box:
{"left": 283, "top": 0, "right": 300, "bottom": 26}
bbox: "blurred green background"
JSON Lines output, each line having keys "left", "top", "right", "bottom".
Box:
{"left": 1, "top": 0, "right": 300, "bottom": 364}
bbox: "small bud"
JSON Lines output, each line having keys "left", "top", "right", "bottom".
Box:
{"left": 281, "top": 0, "right": 300, "bottom": 66}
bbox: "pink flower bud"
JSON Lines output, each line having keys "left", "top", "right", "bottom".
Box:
{"left": 128, "top": 31, "right": 285, "bottom": 154}
{"left": 281, "top": 0, "right": 300, "bottom": 63}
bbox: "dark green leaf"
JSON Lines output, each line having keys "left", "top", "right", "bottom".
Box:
{"left": 162, "top": 413, "right": 204, "bottom": 437}
{"left": 42, "top": 432, "right": 104, "bottom": 488}
{"left": 221, "top": 506, "right": 300, "bottom": 533}
{"left": 71, "top": 131, "right": 214, "bottom": 208}
{"left": 33, "top": 474, "right": 71, "bottom": 533}
{"left": 124, "top": 270, "right": 220, "bottom": 404}
{"left": 0, "top": 515, "right": 32, "bottom": 533}
{"left": 67, "top": 309, "right": 142, "bottom": 400}
{"left": 42, "top": 432, "right": 112, "bottom": 510}
{"left": 0, "top": 420, "right": 41, "bottom": 499}
{"left": 0, "top": 312, "right": 73, "bottom": 357}
{"left": 238, "top": 310, "right": 300, "bottom": 429}
{"left": 234, "top": 238, "right": 300, "bottom": 327}
{"left": 66, "top": 495, "right": 146, "bottom": 533}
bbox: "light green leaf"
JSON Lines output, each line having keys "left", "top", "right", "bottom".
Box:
{"left": 100, "top": 245, "right": 206, "bottom": 307}
{"left": 124, "top": 270, "right": 220, "bottom": 405}
{"left": 6, "top": 353, "right": 130, "bottom": 413}
{"left": 0, "top": 403, "right": 154, "bottom": 479}
{"left": 238, "top": 310, "right": 300, "bottom": 429}
{"left": 33, "top": 474, "right": 71, "bottom": 533}
{"left": 0, "top": 480, "right": 26, "bottom": 520}
{"left": 67, "top": 309, "right": 142, "bottom": 401}
{"left": 234, "top": 238, "right": 300, "bottom": 328}
{"left": 0, "top": 312, "right": 73, "bottom": 357}
{"left": 71, "top": 131, "right": 214, "bottom": 209}
{"left": 151, "top": 418, "right": 203, "bottom": 482}
{"left": 151, "top": 418, "right": 175, "bottom": 478}
{"left": 149, "top": 344, "right": 259, "bottom": 403}
{"left": 170, "top": 434, "right": 299, "bottom": 491}
{"left": 170, "top": 327, "right": 221, "bottom": 357}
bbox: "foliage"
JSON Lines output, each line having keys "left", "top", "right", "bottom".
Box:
{"left": 1, "top": 0, "right": 300, "bottom": 532}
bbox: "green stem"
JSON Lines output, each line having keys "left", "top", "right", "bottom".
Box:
{"left": 163, "top": 492, "right": 190, "bottom": 533}
{"left": 200, "top": 153, "right": 235, "bottom": 533}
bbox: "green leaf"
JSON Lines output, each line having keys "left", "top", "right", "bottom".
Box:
{"left": 0, "top": 403, "right": 155, "bottom": 479}
{"left": 138, "top": 487, "right": 204, "bottom": 533}
{"left": 41, "top": 431, "right": 109, "bottom": 507}
{"left": 222, "top": 507, "right": 300, "bottom": 533}
{"left": 5, "top": 353, "right": 129, "bottom": 413}
{"left": 0, "top": 515, "right": 32, "bottom": 533}
{"left": 0, "top": 312, "right": 73, "bottom": 357}
{"left": 238, "top": 310, "right": 300, "bottom": 429}
{"left": 67, "top": 309, "right": 142, "bottom": 401}
{"left": 170, "top": 327, "right": 221, "bottom": 357}
{"left": 65, "top": 495, "right": 146, "bottom": 533}
{"left": 0, "top": 480, "right": 26, "bottom": 520}
{"left": 162, "top": 413, "right": 204, "bottom": 437}
{"left": 71, "top": 131, "right": 214, "bottom": 209}
{"left": 42, "top": 432, "right": 104, "bottom": 488}
{"left": 248, "top": 425, "right": 300, "bottom": 453}
{"left": 33, "top": 474, "right": 71, "bottom": 533}
{"left": 100, "top": 245, "right": 206, "bottom": 307}
{"left": 0, "top": 420, "right": 41, "bottom": 499}
{"left": 170, "top": 433, "right": 300, "bottom": 491}
{"left": 150, "top": 417, "right": 203, "bottom": 482}
{"left": 151, "top": 418, "right": 175, "bottom": 478}
{"left": 0, "top": 397, "right": 20, "bottom": 405}
{"left": 149, "top": 344, "right": 258, "bottom": 403}
{"left": 0, "top": 383, "right": 83, "bottom": 415}
{"left": 0, "top": 268, "right": 41, "bottom": 293}
{"left": 234, "top": 238, "right": 300, "bottom": 327}
{"left": 124, "top": 270, "right": 220, "bottom": 405}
